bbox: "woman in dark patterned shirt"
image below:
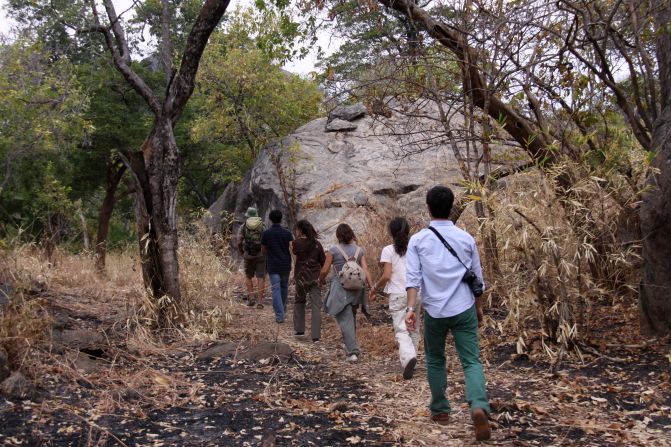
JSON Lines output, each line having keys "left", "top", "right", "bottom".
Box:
{"left": 291, "top": 220, "right": 326, "bottom": 341}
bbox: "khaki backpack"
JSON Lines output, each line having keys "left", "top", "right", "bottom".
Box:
{"left": 335, "top": 245, "right": 366, "bottom": 291}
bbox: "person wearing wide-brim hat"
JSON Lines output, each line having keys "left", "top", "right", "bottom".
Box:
{"left": 237, "top": 207, "right": 267, "bottom": 308}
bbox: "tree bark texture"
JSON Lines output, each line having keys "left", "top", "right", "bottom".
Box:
{"left": 639, "top": 0, "right": 671, "bottom": 335}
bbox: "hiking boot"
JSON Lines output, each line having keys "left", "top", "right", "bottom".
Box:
{"left": 312, "top": 338, "right": 320, "bottom": 342}
{"left": 294, "top": 332, "right": 305, "bottom": 337}
{"left": 346, "top": 354, "right": 358, "bottom": 363}
{"left": 472, "top": 408, "right": 491, "bottom": 441}
{"left": 247, "top": 299, "right": 255, "bottom": 307}
{"left": 431, "top": 413, "right": 450, "bottom": 426}
{"left": 256, "top": 303, "right": 264, "bottom": 309}
{"left": 403, "top": 357, "right": 417, "bottom": 380}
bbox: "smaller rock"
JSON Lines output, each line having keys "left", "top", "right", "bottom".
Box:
{"left": 72, "top": 354, "right": 102, "bottom": 374}
{"left": 353, "top": 191, "right": 369, "bottom": 206}
{"left": 328, "top": 103, "right": 367, "bottom": 122}
{"left": 326, "top": 119, "right": 358, "bottom": 132}
{"left": 197, "top": 342, "right": 242, "bottom": 361}
{"left": 0, "top": 347, "right": 9, "bottom": 382}
{"left": 0, "top": 371, "right": 33, "bottom": 399}
{"left": 329, "top": 400, "right": 348, "bottom": 413}
{"left": 53, "top": 329, "right": 105, "bottom": 349}
{"left": 240, "top": 342, "right": 293, "bottom": 363}
{"left": 326, "top": 140, "right": 353, "bottom": 154}
{"left": 261, "top": 433, "right": 276, "bottom": 447}
{"left": 51, "top": 314, "right": 70, "bottom": 330}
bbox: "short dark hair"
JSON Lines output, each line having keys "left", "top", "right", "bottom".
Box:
{"left": 426, "top": 186, "right": 454, "bottom": 218}
{"left": 269, "top": 209, "right": 282, "bottom": 223}
{"left": 335, "top": 223, "right": 356, "bottom": 244}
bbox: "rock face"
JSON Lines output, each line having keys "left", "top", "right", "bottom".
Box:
{"left": 208, "top": 101, "right": 519, "bottom": 247}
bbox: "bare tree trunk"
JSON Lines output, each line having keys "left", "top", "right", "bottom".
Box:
{"left": 95, "top": 159, "right": 126, "bottom": 271}
{"left": 639, "top": 0, "right": 671, "bottom": 335}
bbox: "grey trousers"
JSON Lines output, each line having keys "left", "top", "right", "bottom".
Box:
{"left": 294, "top": 281, "right": 322, "bottom": 339}
{"left": 335, "top": 303, "right": 360, "bottom": 356}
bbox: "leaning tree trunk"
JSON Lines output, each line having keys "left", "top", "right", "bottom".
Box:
{"left": 639, "top": 0, "right": 671, "bottom": 335}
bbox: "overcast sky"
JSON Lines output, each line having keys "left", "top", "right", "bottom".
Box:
{"left": 0, "top": 0, "right": 327, "bottom": 75}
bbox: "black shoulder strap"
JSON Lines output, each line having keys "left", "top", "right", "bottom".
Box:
{"left": 428, "top": 226, "right": 469, "bottom": 271}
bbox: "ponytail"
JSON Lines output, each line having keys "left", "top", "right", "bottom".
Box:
{"left": 389, "top": 217, "right": 410, "bottom": 256}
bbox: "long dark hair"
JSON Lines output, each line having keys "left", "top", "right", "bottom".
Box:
{"left": 389, "top": 217, "right": 410, "bottom": 256}
{"left": 335, "top": 223, "right": 356, "bottom": 244}
{"left": 296, "top": 219, "right": 319, "bottom": 248}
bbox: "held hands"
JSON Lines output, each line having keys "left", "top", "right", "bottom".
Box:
{"left": 368, "top": 287, "right": 377, "bottom": 302}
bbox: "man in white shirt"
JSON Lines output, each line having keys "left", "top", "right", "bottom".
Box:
{"left": 405, "top": 186, "right": 491, "bottom": 441}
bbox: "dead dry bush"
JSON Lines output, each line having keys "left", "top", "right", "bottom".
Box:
{"left": 0, "top": 245, "right": 52, "bottom": 373}
{"left": 124, "top": 221, "right": 237, "bottom": 348}
{"left": 484, "top": 158, "right": 645, "bottom": 361}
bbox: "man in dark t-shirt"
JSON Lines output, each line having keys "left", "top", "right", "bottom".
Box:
{"left": 261, "top": 210, "right": 294, "bottom": 322}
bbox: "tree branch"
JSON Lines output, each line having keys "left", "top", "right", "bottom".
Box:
{"left": 165, "top": 0, "right": 231, "bottom": 122}
{"left": 377, "top": 0, "right": 557, "bottom": 166}
{"left": 86, "top": 0, "right": 162, "bottom": 114}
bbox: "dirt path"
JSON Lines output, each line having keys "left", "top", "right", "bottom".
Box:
{"left": 1, "top": 277, "right": 670, "bottom": 446}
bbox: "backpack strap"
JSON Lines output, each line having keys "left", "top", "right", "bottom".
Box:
{"left": 335, "top": 244, "right": 351, "bottom": 261}
{"left": 353, "top": 246, "right": 361, "bottom": 264}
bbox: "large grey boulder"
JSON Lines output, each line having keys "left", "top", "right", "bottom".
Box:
{"left": 208, "top": 100, "right": 521, "bottom": 247}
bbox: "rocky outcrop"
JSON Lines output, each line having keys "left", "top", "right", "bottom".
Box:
{"left": 208, "top": 101, "right": 521, "bottom": 247}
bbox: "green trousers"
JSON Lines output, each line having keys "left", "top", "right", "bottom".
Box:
{"left": 424, "top": 305, "right": 490, "bottom": 416}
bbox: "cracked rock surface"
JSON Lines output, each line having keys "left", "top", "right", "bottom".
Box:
{"left": 208, "top": 101, "right": 522, "bottom": 246}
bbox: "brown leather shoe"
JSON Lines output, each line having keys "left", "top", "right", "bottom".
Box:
{"left": 430, "top": 413, "right": 450, "bottom": 426}
{"left": 472, "top": 408, "right": 491, "bottom": 441}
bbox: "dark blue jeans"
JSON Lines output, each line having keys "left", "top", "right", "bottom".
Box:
{"left": 269, "top": 272, "right": 290, "bottom": 321}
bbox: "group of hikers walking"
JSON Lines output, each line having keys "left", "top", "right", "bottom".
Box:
{"left": 236, "top": 185, "right": 491, "bottom": 442}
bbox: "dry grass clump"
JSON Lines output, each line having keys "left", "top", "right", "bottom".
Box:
{"left": 0, "top": 245, "right": 52, "bottom": 372}
{"left": 124, "top": 221, "right": 237, "bottom": 346}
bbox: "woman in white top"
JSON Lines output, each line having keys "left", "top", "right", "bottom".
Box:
{"left": 369, "top": 217, "right": 420, "bottom": 379}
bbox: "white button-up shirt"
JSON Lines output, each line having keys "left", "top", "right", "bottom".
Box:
{"left": 406, "top": 220, "right": 485, "bottom": 318}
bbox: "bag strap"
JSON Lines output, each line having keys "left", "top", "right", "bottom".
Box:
{"left": 335, "top": 244, "right": 350, "bottom": 261}
{"left": 353, "top": 246, "right": 361, "bottom": 263}
{"left": 427, "top": 226, "right": 469, "bottom": 271}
